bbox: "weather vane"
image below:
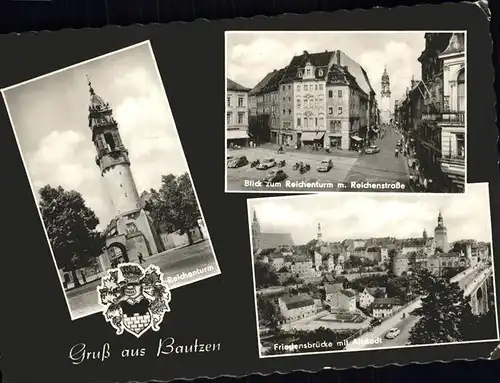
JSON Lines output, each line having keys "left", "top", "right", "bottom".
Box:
{"left": 86, "top": 74, "right": 94, "bottom": 95}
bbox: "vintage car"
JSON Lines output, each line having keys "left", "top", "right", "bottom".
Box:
{"left": 317, "top": 158, "right": 333, "bottom": 172}
{"left": 385, "top": 327, "right": 401, "bottom": 339}
{"left": 365, "top": 145, "right": 380, "bottom": 154}
{"left": 227, "top": 155, "right": 249, "bottom": 168}
{"left": 257, "top": 157, "right": 277, "bottom": 170}
{"left": 262, "top": 169, "right": 288, "bottom": 185}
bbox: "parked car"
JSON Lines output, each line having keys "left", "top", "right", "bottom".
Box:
{"left": 317, "top": 158, "right": 333, "bottom": 172}
{"left": 385, "top": 328, "right": 401, "bottom": 339}
{"left": 262, "top": 169, "right": 287, "bottom": 185}
{"left": 257, "top": 157, "right": 277, "bottom": 170}
{"left": 365, "top": 145, "right": 380, "bottom": 154}
{"left": 227, "top": 155, "right": 249, "bottom": 168}
{"left": 226, "top": 155, "right": 234, "bottom": 165}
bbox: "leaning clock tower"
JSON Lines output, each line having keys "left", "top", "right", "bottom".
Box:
{"left": 87, "top": 77, "right": 164, "bottom": 266}
{"left": 87, "top": 78, "right": 141, "bottom": 215}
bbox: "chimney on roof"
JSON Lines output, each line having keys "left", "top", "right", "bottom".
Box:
{"left": 303, "top": 50, "right": 309, "bottom": 56}
{"left": 336, "top": 50, "right": 341, "bottom": 65}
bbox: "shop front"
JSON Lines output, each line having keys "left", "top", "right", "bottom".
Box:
{"left": 350, "top": 135, "right": 363, "bottom": 150}
{"left": 329, "top": 136, "right": 342, "bottom": 149}
{"left": 301, "top": 131, "right": 325, "bottom": 148}
{"left": 227, "top": 129, "right": 250, "bottom": 148}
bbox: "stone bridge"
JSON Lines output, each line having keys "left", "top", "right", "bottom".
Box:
{"left": 450, "top": 262, "right": 493, "bottom": 316}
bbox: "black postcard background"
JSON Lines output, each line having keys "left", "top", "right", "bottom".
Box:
{"left": 0, "top": 3, "right": 498, "bottom": 383}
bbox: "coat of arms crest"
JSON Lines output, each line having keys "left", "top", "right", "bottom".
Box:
{"left": 97, "top": 263, "right": 171, "bottom": 338}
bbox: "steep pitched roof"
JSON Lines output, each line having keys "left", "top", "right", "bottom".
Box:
{"left": 281, "top": 294, "right": 315, "bottom": 310}
{"left": 259, "top": 232, "right": 295, "bottom": 249}
{"left": 258, "top": 68, "right": 286, "bottom": 95}
{"left": 294, "top": 255, "right": 312, "bottom": 263}
{"left": 403, "top": 238, "right": 427, "bottom": 247}
{"left": 339, "top": 289, "right": 357, "bottom": 298}
{"left": 373, "top": 297, "right": 397, "bottom": 309}
{"left": 326, "top": 64, "right": 367, "bottom": 96}
{"left": 248, "top": 71, "right": 276, "bottom": 96}
{"left": 439, "top": 33, "right": 465, "bottom": 57}
{"left": 325, "top": 283, "right": 344, "bottom": 294}
{"left": 227, "top": 78, "right": 251, "bottom": 92}
{"left": 280, "top": 50, "right": 334, "bottom": 84}
{"left": 359, "top": 66, "right": 375, "bottom": 96}
{"left": 365, "top": 287, "right": 387, "bottom": 297}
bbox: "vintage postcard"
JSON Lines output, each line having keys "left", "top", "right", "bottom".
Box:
{"left": 226, "top": 31, "right": 466, "bottom": 194}
{"left": 247, "top": 183, "right": 498, "bottom": 357}
{"left": 0, "top": 2, "right": 496, "bottom": 382}
{"left": 1, "top": 41, "right": 221, "bottom": 321}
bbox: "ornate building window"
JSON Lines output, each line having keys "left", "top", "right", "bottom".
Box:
{"left": 457, "top": 69, "right": 465, "bottom": 112}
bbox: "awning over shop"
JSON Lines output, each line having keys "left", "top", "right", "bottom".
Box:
{"left": 227, "top": 130, "right": 250, "bottom": 140}
{"left": 301, "top": 132, "right": 317, "bottom": 141}
{"left": 315, "top": 132, "right": 325, "bottom": 140}
{"left": 350, "top": 135, "right": 363, "bottom": 142}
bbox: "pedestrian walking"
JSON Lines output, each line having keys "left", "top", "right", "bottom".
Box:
{"left": 138, "top": 252, "right": 145, "bottom": 264}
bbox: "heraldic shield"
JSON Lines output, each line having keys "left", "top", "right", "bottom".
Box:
{"left": 97, "top": 263, "right": 171, "bottom": 338}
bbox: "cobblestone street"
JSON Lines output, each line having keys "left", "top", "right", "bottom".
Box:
{"left": 226, "top": 128, "right": 411, "bottom": 192}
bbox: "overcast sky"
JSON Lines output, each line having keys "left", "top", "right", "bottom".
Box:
{"left": 249, "top": 183, "right": 492, "bottom": 245}
{"left": 3, "top": 41, "right": 189, "bottom": 229}
{"left": 226, "top": 31, "right": 430, "bottom": 104}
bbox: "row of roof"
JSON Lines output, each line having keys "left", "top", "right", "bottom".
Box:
{"left": 280, "top": 289, "right": 398, "bottom": 310}
{"left": 234, "top": 49, "right": 372, "bottom": 98}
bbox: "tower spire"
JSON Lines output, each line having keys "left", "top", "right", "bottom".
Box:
{"left": 317, "top": 223, "right": 323, "bottom": 243}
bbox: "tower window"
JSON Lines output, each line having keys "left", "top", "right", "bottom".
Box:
{"left": 104, "top": 132, "right": 116, "bottom": 150}
{"left": 125, "top": 193, "right": 128, "bottom": 197}
{"left": 120, "top": 184, "right": 123, "bottom": 187}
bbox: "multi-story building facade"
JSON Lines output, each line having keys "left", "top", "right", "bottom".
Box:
{"left": 333, "top": 50, "right": 377, "bottom": 130}
{"left": 260, "top": 69, "right": 285, "bottom": 144}
{"left": 278, "top": 294, "right": 317, "bottom": 322}
{"left": 248, "top": 70, "right": 276, "bottom": 144}
{"left": 226, "top": 78, "right": 251, "bottom": 147}
{"left": 278, "top": 50, "right": 334, "bottom": 146}
{"left": 415, "top": 32, "right": 456, "bottom": 190}
{"left": 438, "top": 32, "right": 466, "bottom": 191}
{"left": 325, "top": 64, "right": 369, "bottom": 150}
{"left": 246, "top": 49, "right": 375, "bottom": 150}
{"left": 328, "top": 289, "right": 357, "bottom": 312}
{"left": 372, "top": 298, "right": 400, "bottom": 318}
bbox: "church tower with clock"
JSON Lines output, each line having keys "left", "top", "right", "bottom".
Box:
{"left": 87, "top": 77, "right": 165, "bottom": 267}
{"left": 380, "top": 66, "right": 392, "bottom": 125}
